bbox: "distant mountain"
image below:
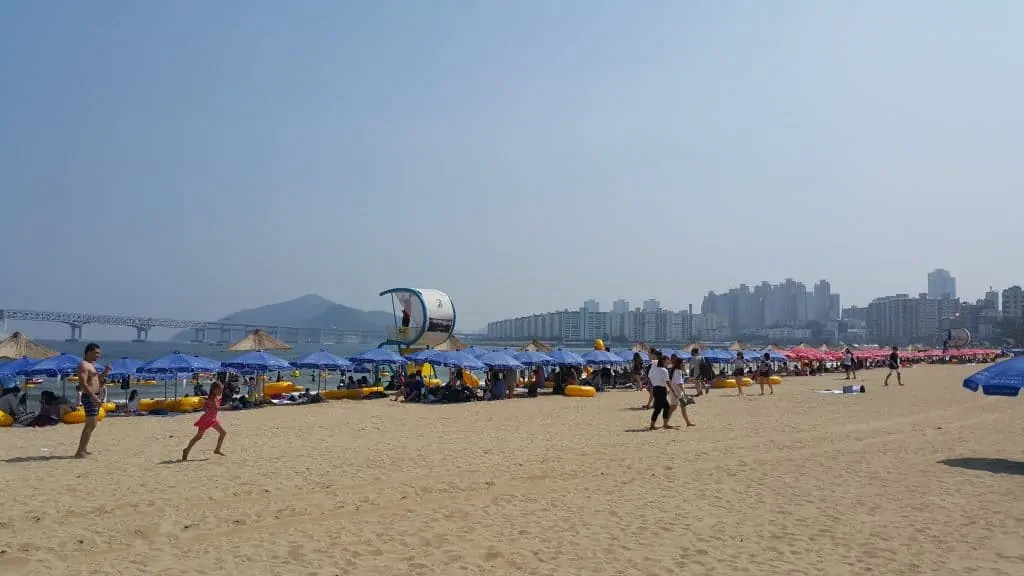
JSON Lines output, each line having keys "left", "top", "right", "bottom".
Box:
{"left": 170, "top": 294, "right": 394, "bottom": 341}
{"left": 304, "top": 304, "right": 395, "bottom": 331}
{"left": 217, "top": 294, "right": 337, "bottom": 326}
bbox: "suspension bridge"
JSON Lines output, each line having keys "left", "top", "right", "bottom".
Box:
{"left": 0, "top": 309, "right": 383, "bottom": 344}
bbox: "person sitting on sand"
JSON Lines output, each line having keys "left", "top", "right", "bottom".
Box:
{"left": 394, "top": 370, "right": 424, "bottom": 402}
{"left": 37, "top": 391, "right": 72, "bottom": 424}
{"left": 0, "top": 386, "right": 26, "bottom": 420}
{"left": 126, "top": 389, "right": 141, "bottom": 414}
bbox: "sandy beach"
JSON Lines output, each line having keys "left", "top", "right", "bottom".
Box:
{"left": 1, "top": 363, "right": 1022, "bottom": 576}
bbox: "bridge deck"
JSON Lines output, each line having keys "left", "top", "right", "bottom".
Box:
{"left": 0, "top": 309, "right": 383, "bottom": 338}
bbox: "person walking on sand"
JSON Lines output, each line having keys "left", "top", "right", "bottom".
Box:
{"left": 75, "top": 343, "right": 111, "bottom": 459}
{"left": 689, "top": 348, "right": 707, "bottom": 396}
{"left": 843, "top": 347, "right": 856, "bottom": 380}
{"left": 642, "top": 350, "right": 662, "bottom": 409}
{"left": 884, "top": 345, "right": 903, "bottom": 387}
{"left": 631, "top": 352, "right": 645, "bottom": 392}
{"left": 757, "top": 352, "right": 774, "bottom": 396}
{"left": 733, "top": 351, "right": 747, "bottom": 397}
{"left": 182, "top": 381, "right": 227, "bottom": 461}
{"left": 648, "top": 356, "right": 674, "bottom": 430}
{"left": 668, "top": 357, "right": 695, "bottom": 426}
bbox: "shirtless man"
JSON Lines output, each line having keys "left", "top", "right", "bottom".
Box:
{"left": 75, "top": 342, "right": 110, "bottom": 458}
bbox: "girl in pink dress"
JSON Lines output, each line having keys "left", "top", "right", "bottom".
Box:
{"left": 182, "top": 382, "right": 227, "bottom": 461}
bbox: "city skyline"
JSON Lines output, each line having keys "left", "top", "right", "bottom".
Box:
{"left": 487, "top": 271, "right": 1024, "bottom": 345}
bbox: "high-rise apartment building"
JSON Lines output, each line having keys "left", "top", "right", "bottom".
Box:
{"left": 867, "top": 293, "right": 960, "bottom": 345}
{"left": 984, "top": 287, "right": 1000, "bottom": 311}
{"left": 927, "top": 269, "right": 957, "bottom": 299}
{"left": 1003, "top": 286, "right": 1024, "bottom": 318}
{"left": 642, "top": 299, "right": 661, "bottom": 312}
{"left": 701, "top": 279, "right": 840, "bottom": 336}
{"left": 611, "top": 299, "right": 630, "bottom": 314}
{"left": 583, "top": 299, "right": 600, "bottom": 313}
{"left": 486, "top": 301, "right": 697, "bottom": 344}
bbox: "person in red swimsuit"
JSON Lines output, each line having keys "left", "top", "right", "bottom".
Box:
{"left": 182, "top": 381, "right": 227, "bottom": 461}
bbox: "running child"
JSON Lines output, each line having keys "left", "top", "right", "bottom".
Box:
{"left": 182, "top": 381, "right": 227, "bottom": 461}
{"left": 757, "top": 352, "right": 774, "bottom": 395}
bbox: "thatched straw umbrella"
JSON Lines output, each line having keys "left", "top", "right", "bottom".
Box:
{"left": 682, "top": 341, "right": 705, "bottom": 352}
{"left": 517, "top": 339, "right": 554, "bottom": 352}
{"left": 763, "top": 343, "right": 784, "bottom": 352}
{"left": 0, "top": 331, "right": 59, "bottom": 360}
{"left": 728, "top": 341, "right": 745, "bottom": 351}
{"left": 632, "top": 342, "right": 653, "bottom": 353}
{"left": 227, "top": 329, "right": 292, "bottom": 351}
{"left": 433, "top": 335, "right": 467, "bottom": 352}
{"left": 793, "top": 341, "right": 813, "bottom": 350}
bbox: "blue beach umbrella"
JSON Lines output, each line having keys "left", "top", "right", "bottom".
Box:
{"left": 351, "top": 348, "right": 408, "bottom": 366}
{"left": 759, "top": 350, "right": 788, "bottom": 362}
{"left": 404, "top": 349, "right": 442, "bottom": 363}
{"left": 546, "top": 349, "right": 586, "bottom": 367}
{"left": 223, "top": 350, "right": 293, "bottom": 372}
{"left": 702, "top": 349, "right": 734, "bottom": 363}
{"left": 462, "top": 347, "right": 490, "bottom": 358}
{"left": 19, "top": 353, "right": 83, "bottom": 377}
{"left": 581, "top": 350, "right": 625, "bottom": 365}
{"left": 433, "top": 351, "right": 487, "bottom": 371}
{"left": 513, "top": 351, "right": 555, "bottom": 367}
{"left": 104, "top": 358, "right": 144, "bottom": 379}
{"left": 963, "top": 356, "right": 1024, "bottom": 396}
{"left": 291, "top": 349, "right": 354, "bottom": 371}
{"left": 614, "top": 350, "right": 648, "bottom": 363}
{"left": 0, "top": 357, "right": 39, "bottom": 387}
{"left": 137, "top": 352, "right": 221, "bottom": 375}
{"left": 477, "top": 351, "right": 525, "bottom": 370}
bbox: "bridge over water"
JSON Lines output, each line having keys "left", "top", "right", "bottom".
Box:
{"left": 0, "top": 309, "right": 383, "bottom": 344}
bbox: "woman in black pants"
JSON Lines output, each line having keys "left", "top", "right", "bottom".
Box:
{"left": 647, "top": 356, "right": 673, "bottom": 429}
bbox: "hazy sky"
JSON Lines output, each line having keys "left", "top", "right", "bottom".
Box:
{"left": 2, "top": 1, "right": 1022, "bottom": 334}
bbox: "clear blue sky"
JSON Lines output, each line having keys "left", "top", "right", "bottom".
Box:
{"left": 2, "top": 1, "right": 1022, "bottom": 335}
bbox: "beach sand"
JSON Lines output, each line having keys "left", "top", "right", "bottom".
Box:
{"left": 1, "top": 363, "right": 1022, "bottom": 576}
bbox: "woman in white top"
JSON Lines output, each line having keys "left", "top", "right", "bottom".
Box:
{"left": 647, "top": 356, "right": 674, "bottom": 429}
{"left": 667, "top": 357, "right": 695, "bottom": 426}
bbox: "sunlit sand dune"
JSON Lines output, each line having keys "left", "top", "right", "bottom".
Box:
{"left": 1, "top": 364, "right": 1021, "bottom": 576}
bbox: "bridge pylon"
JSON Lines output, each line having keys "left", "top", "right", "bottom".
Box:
{"left": 65, "top": 323, "right": 83, "bottom": 342}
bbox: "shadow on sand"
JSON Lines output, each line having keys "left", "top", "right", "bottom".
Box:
{"left": 2, "top": 455, "right": 76, "bottom": 463}
{"left": 939, "top": 457, "right": 1024, "bottom": 476}
{"left": 157, "top": 458, "right": 209, "bottom": 465}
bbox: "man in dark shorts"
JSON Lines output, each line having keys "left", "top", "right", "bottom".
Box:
{"left": 75, "top": 343, "right": 111, "bottom": 458}
{"left": 883, "top": 345, "right": 903, "bottom": 386}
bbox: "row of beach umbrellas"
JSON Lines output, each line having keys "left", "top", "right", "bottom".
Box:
{"left": 5, "top": 344, "right": 1024, "bottom": 398}
{"left": 0, "top": 345, "right": 795, "bottom": 383}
